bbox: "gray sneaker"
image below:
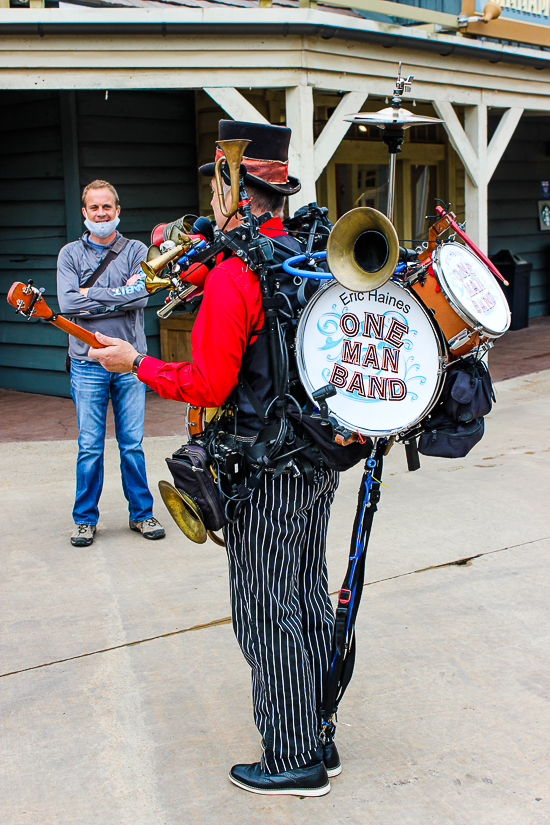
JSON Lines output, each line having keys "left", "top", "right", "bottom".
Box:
{"left": 71, "top": 524, "right": 96, "bottom": 547}
{"left": 129, "top": 516, "right": 165, "bottom": 540}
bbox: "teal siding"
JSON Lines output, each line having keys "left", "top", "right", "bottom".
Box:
{"left": 488, "top": 115, "right": 550, "bottom": 318}
{"left": 0, "top": 89, "right": 199, "bottom": 397}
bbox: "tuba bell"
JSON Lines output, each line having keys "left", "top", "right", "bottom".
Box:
{"left": 326, "top": 207, "right": 400, "bottom": 292}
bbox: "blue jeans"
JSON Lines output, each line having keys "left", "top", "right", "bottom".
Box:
{"left": 70, "top": 359, "right": 154, "bottom": 525}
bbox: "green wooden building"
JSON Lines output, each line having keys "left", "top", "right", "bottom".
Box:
{"left": 1, "top": 0, "right": 549, "bottom": 397}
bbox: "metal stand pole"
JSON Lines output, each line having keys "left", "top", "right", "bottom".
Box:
{"left": 387, "top": 153, "right": 397, "bottom": 224}
{"left": 320, "top": 439, "right": 386, "bottom": 736}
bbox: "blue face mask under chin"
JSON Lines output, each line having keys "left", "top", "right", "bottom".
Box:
{"left": 84, "top": 214, "right": 120, "bottom": 239}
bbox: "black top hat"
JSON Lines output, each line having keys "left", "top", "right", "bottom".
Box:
{"left": 199, "top": 120, "right": 301, "bottom": 197}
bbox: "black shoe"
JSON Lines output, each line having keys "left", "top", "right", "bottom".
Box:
{"left": 323, "top": 741, "right": 342, "bottom": 777}
{"left": 229, "top": 760, "right": 330, "bottom": 797}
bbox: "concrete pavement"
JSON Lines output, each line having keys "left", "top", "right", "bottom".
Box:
{"left": 1, "top": 370, "right": 549, "bottom": 824}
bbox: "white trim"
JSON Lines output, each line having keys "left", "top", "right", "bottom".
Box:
{"left": 433, "top": 100, "right": 479, "bottom": 186}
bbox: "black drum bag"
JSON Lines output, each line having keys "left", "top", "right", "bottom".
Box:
{"left": 166, "top": 443, "right": 226, "bottom": 532}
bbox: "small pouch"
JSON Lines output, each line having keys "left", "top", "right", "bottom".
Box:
{"left": 288, "top": 409, "right": 373, "bottom": 472}
{"left": 418, "top": 417, "right": 484, "bottom": 459}
{"left": 166, "top": 443, "right": 226, "bottom": 532}
{"left": 443, "top": 359, "right": 494, "bottom": 423}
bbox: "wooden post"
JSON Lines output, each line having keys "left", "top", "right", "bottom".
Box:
{"left": 286, "top": 84, "right": 316, "bottom": 211}
{"left": 464, "top": 103, "right": 488, "bottom": 252}
{"left": 434, "top": 100, "right": 523, "bottom": 254}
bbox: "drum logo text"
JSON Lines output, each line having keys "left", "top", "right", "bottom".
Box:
{"left": 339, "top": 289, "right": 411, "bottom": 314}
{"left": 329, "top": 311, "right": 408, "bottom": 401}
{"left": 451, "top": 258, "right": 497, "bottom": 315}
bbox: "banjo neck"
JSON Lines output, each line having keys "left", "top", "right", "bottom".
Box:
{"left": 7, "top": 280, "right": 106, "bottom": 350}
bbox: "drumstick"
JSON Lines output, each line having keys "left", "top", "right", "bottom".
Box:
{"left": 435, "top": 206, "right": 509, "bottom": 286}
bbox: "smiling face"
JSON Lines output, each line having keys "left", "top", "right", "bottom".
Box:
{"left": 82, "top": 187, "right": 120, "bottom": 224}
{"left": 82, "top": 187, "right": 121, "bottom": 245}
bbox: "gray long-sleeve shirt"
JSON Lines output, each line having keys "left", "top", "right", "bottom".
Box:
{"left": 57, "top": 231, "right": 149, "bottom": 360}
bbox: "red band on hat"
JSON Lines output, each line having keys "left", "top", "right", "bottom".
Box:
{"left": 214, "top": 149, "right": 289, "bottom": 184}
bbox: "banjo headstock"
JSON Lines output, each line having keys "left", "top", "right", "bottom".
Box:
{"left": 7, "top": 281, "right": 54, "bottom": 320}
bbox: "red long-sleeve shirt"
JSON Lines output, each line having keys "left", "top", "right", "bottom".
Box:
{"left": 138, "top": 217, "right": 288, "bottom": 406}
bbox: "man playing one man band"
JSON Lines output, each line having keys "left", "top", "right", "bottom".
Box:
{"left": 87, "top": 124, "right": 340, "bottom": 796}
{"left": 57, "top": 180, "right": 164, "bottom": 547}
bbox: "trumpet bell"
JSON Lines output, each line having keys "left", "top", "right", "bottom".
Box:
{"left": 141, "top": 240, "right": 192, "bottom": 293}
{"left": 158, "top": 480, "right": 207, "bottom": 544}
{"left": 143, "top": 244, "right": 171, "bottom": 293}
{"left": 326, "top": 207, "right": 400, "bottom": 292}
{"left": 214, "top": 138, "right": 251, "bottom": 218}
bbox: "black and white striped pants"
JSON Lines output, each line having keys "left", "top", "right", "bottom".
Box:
{"left": 224, "top": 468, "right": 339, "bottom": 774}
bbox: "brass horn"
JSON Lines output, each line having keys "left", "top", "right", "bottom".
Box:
{"left": 214, "top": 138, "right": 251, "bottom": 218}
{"left": 326, "top": 207, "right": 400, "bottom": 292}
{"left": 141, "top": 238, "right": 191, "bottom": 293}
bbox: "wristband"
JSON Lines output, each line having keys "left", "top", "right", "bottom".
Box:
{"left": 131, "top": 354, "right": 146, "bottom": 377}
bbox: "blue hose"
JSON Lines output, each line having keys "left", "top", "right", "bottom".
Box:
{"left": 282, "top": 251, "right": 408, "bottom": 280}
{"left": 281, "top": 251, "right": 333, "bottom": 280}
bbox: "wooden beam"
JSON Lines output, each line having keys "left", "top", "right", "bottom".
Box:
{"left": 313, "top": 90, "right": 367, "bottom": 180}
{"left": 59, "top": 91, "right": 81, "bottom": 243}
{"left": 465, "top": 16, "right": 550, "bottom": 49}
{"left": 204, "top": 85, "right": 299, "bottom": 169}
{"left": 315, "top": 0, "right": 459, "bottom": 26}
{"left": 486, "top": 107, "right": 523, "bottom": 181}
{"left": 203, "top": 87, "right": 270, "bottom": 125}
{"left": 433, "top": 100, "right": 479, "bottom": 187}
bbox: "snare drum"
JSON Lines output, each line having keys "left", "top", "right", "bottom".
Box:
{"left": 296, "top": 280, "right": 447, "bottom": 438}
{"left": 413, "top": 242, "right": 511, "bottom": 357}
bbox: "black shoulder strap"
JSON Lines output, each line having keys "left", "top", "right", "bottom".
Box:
{"left": 82, "top": 236, "right": 129, "bottom": 289}
{"left": 238, "top": 373, "right": 268, "bottom": 426}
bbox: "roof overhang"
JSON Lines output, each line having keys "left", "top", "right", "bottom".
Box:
{"left": 1, "top": 7, "right": 549, "bottom": 71}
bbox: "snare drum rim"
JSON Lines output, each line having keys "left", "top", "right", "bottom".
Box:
{"left": 432, "top": 242, "right": 511, "bottom": 338}
{"left": 296, "top": 279, "right": 448, "bottom": 438}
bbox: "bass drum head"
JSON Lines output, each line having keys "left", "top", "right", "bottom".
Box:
{"left": 434, "top": 243, "right": 511, "bottom": 337}
{"left": 296, "top": 280, "right": 446, "bottom": 438}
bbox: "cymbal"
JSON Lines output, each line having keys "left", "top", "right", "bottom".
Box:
{"left": 344, "top": 106, "right": 443, "bottom": 130}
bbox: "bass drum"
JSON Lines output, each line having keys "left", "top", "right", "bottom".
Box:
{"left": 296, "top": 280, "right": 447, "bottom": 438}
